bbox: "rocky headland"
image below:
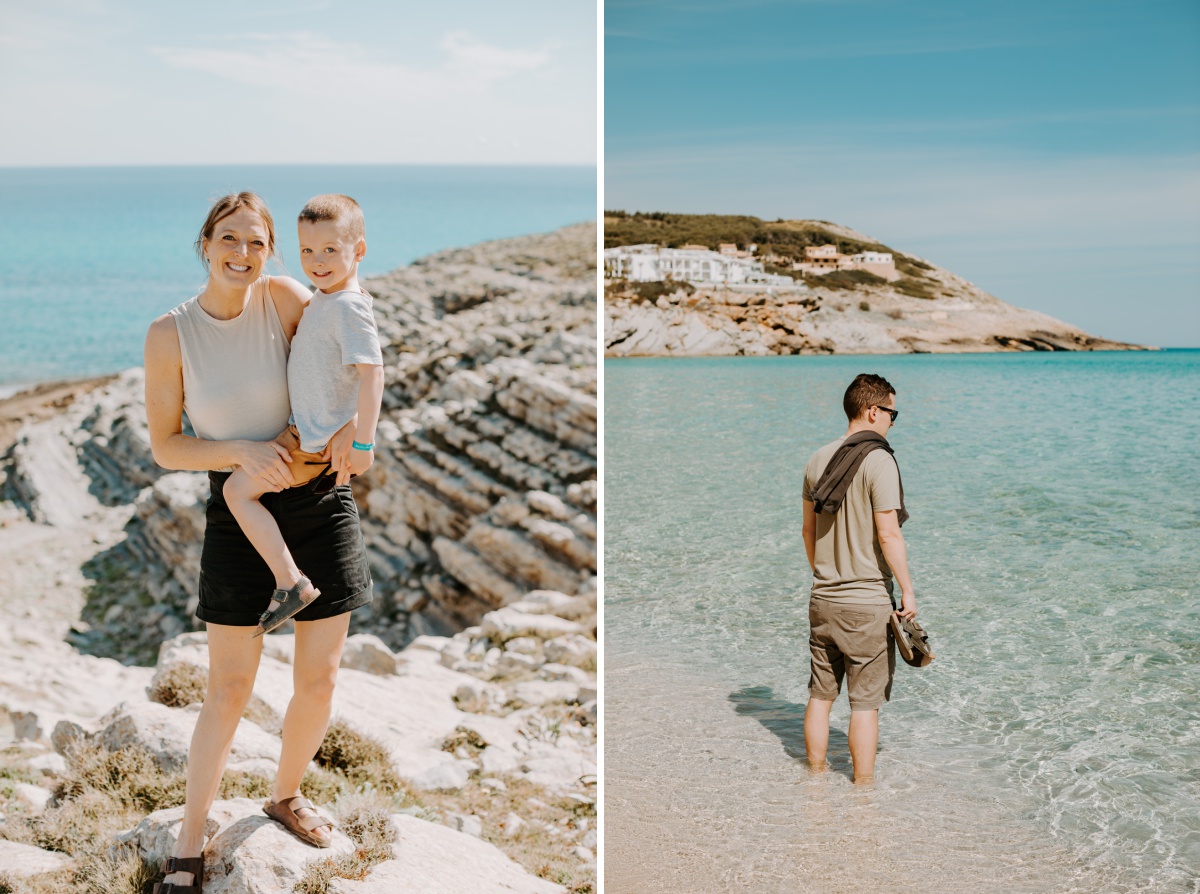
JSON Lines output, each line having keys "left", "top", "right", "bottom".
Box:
{"left": 0, "top": 223, "right": 597, "bottom": 892}
{"left": 604, "top": 215, "right": 1147, "bottom": 356}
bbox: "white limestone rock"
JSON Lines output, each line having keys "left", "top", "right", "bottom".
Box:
{"left": 327, "top": 814, "right": 564, "bottom": 893}
{"left": 481, "top": 608, "right": 584, "bottom": 643}
{"left": 95, "top": 701, "right": 280, "bottom": 775}
{"left": 114, "top": 798, "right": 355, "bottom": 894}
{"left": 0, "top": 840, "right": 72, "bottom": 877}
{"left": 340, "top": 633, "right": 401, "bottom": 676}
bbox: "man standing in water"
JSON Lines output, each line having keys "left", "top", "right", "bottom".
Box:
{"left": 801, "top": 373, "right": 916, "bottom": 784}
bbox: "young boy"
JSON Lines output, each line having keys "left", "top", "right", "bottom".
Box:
{"left": 223, "top": 194, "right": 385, "bottom": 637}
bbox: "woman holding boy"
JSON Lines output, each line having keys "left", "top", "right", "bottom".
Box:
{"left": 144, "top": 191, "right": 380, "bottom": 892}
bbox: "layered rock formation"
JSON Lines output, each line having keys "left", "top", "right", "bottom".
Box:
{"left": 0, "top": 223, "right": 596, "bottom": 890}
{"left": 605, "top": 220, "right": 1146, "bottom": 355}
{"left": 1, "top": 223, "right": 597, "bottom": 658}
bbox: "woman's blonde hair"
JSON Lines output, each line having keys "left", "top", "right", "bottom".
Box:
{"left": 194, "top": 192, "right": 278, "bottom": 270}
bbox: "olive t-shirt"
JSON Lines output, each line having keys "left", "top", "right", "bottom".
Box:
{"left": 802, "top": 436, "right": 903, "bottom": 605}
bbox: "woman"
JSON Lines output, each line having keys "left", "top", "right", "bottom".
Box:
{"left": 144, "top": 192, "right": 372, "bottom": 892}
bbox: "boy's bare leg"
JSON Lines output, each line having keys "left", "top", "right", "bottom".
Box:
{"left": 223, "top": 469, "right": 313, "bottom": 603}
{"left": 848, "top": 709, "right": 879, "bottom": 784}
{"left": 804, "top": 696, "right": 833, "bottom": 771}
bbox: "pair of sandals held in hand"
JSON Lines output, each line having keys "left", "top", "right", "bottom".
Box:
{"left": 152, "top": 797, "right": 336, "bottom": 892}
{"left": 890, "top": 612, "right": 936, "bottom": 668}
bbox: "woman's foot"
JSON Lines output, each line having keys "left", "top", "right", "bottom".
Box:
{"left": 155, "top": 849, "right": 204, "bottom": 892}
{"left": 263, "top": 793, "right": 335, "bottom": 847}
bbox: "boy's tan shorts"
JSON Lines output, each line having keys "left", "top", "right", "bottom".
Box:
{"left": 275, "top": 424, "right": 331, "bottom": 488}
{"left": 808, "top": 598, "right": 896, "bottom": 711}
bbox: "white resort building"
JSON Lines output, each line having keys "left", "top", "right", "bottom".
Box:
{"left": 604, "top": 244, "right": 796, "bottom": 288}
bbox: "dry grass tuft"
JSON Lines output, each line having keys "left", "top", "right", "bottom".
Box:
{"left": 440, "top": 727, "right": 488, "bottom": 755}
{"left": 314, "top": 719, "right": 408, "bottom": 798}
{"left": 415, "top": 773, "right": 596, "bottom": 893}
{"left": 146, "top": 664, "right": 207, "bottom": 708}
{"left": 292, "top": 799, "right": 398, "bottom": 894}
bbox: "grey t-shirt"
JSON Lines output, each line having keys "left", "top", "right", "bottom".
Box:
{"left": 288, "top": 289, "right": 383, "bottom": 452}
{"left": 803, "top": 436, "right": 903, "bottom": 605}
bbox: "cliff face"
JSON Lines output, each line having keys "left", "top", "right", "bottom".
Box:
{"left": 0, "top": 223, "right": 597, "bottom": 660}
{"left": 605, "top": 219, "right": 1146, "bottom": 356}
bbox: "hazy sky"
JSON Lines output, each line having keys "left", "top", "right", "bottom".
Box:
{"left": 605, "top": 0, "right": 1200, "bottom": 347}
{"left": 0, "top": 0, "right": 597, "bottom": 167}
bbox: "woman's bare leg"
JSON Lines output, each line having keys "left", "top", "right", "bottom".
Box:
{"left": 223, "top": 469, "right": 309, "bottom": 594}
{"left": 270, "top": 613, "right": 351, "bottom": 845}
{"left": 162, "top": 624, "right": 263, "bottom": 887}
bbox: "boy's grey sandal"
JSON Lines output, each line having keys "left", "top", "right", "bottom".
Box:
{"left": 251, "top": 576, "right": 320, "bottom": 638}
{"left": 263, "top": 795, "right": 336, "bottom": 848}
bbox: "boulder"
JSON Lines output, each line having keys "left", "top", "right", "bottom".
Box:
{"left": 327, "top": 814, "right": 563, "bottom": 893}
{"left": 95, "top": 701, "right": 281, "bottom": 775}
{"left": 114, "top": 798, "right": 355, "bottom": 894}
{"left": 340, "top": 634, "right": 401, "bottom": 676}
{"left": 0, "top": 840, "right": 72, "bottom": 878}
{"left": 481, "top": 608, "right": 583, "bottom": 643}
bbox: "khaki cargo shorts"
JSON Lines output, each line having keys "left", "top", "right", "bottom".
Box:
{"left": 808, "top": 598, "right": 896, "bottom": 711}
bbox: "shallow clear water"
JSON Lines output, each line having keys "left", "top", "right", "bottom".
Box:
{"left": 604, "top": 351, "right": 1200, "bottom": 893}
{"left": 0, "top": 164, "right": 595, "bottom": 386}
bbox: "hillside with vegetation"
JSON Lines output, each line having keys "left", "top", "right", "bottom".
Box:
{"left": 604, "top": 211, "right": 1146, "bottom": 356}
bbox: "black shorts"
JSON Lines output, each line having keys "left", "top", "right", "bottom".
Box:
{"left": 197, "top": 471, "right": 373, "bottom": 626}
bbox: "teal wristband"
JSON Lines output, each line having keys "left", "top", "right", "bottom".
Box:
{"left": 351, "top": 440, "right": 374, "bottom": 451}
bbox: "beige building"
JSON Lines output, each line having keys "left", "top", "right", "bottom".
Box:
{"left": 795, "top": 244, "right": 899, "bottom": 281}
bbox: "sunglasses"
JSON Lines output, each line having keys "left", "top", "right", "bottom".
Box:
{"left": 874, "top": 405, "right": 899, "bottom": 422}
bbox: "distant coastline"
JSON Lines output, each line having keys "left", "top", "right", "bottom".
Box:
{"left": 603, "top": 212, "right": 1149, "bottom": 357}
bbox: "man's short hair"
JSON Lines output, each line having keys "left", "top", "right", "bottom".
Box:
{"left": 298, "top": 194, "right": 365, "bottom": 241}
{"left": 843, "top": 373, "right": 896, "bottom": 420}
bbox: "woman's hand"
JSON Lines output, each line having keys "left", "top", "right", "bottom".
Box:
{"left": 237, "top": 440, "right": 295, "bottom": 491}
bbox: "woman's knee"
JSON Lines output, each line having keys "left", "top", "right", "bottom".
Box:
{"left": 205, "top": 672, "right": 257, "bottom": 712}
{"left": 293, "top": 668, "right": 338, "bottom": 704}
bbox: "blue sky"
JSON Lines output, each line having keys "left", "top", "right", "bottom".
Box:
{"left": 0, "top": 0, "right": 596, "bottom": 166}
{"left": 605, "top": 0, "right": 1200, "bottom": 347}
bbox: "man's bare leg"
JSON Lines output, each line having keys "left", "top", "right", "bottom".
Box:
{"left": 848, "top": 708, "right": 879, "bottom": 784}
{"left": 804, "top": 697, "right": 834, "bottom": 771}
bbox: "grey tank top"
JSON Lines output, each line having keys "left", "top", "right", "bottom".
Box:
{"left": 169, "top": 276, "right": 292, "bottom": 444}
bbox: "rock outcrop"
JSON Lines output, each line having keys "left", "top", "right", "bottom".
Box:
{"left": 0, "top": 223, "right": 597, "bottom": 892}
{"left": 605, "top": 220, "right": 1146, "bottom": 355}
{"left": 0, "top": 223, "right": 597, "bottom": 658}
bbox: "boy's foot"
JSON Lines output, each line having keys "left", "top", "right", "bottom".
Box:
{"left": 251, "top": 576, "right": 320, "bottom": 638}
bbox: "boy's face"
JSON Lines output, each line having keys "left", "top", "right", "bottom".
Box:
{"left": 298, "top": 219, "right": 365, "bottom": 293}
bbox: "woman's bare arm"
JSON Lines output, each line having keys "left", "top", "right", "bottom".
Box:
{"left": 144, "top": 314, "right": 295, "bottom": 489}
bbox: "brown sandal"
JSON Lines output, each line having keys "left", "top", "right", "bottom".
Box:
{"left": 152, "top": 855, "right": 204, "bottom": 893}
{"left": 263, "top": 795, "right": 335, "bottom": 848}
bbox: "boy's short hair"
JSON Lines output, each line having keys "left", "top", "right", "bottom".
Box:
{"left": 843, "top": 373, "right": 896, "bottom": 421}
{"left": 298, "top": 194, "right": 365, "bottom": 242}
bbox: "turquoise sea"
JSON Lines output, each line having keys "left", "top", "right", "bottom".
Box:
{"left": 605, "top": 351, "right": 1200, "bottom": 893}
{"left": 0, "top": 165, "right": 595, "bottom": 390}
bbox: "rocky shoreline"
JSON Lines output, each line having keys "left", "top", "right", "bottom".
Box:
{"left": 605, "top": 221, "right": 1147, "bottom": 356}
{"left": 0, "top": 223, "right": 597, "bottom": 892}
